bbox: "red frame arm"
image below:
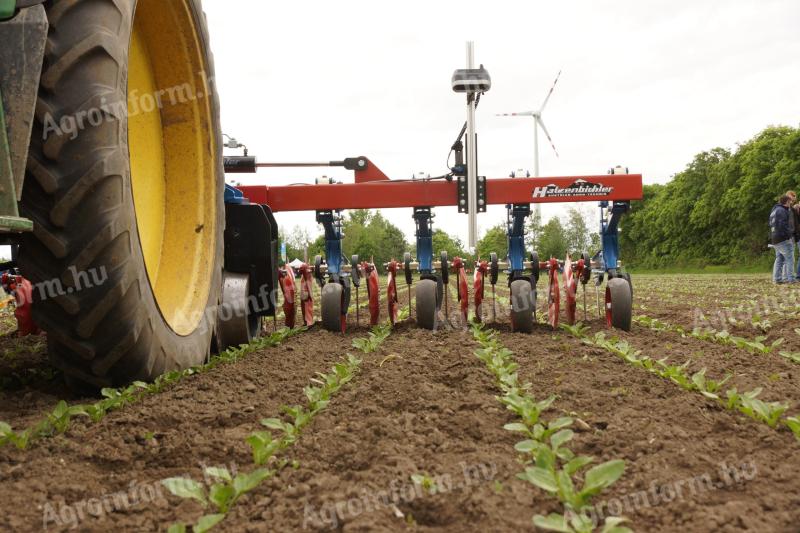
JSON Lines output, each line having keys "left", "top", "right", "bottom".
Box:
{"left": 237, "top": 174, "right": 642, "bottom": 213}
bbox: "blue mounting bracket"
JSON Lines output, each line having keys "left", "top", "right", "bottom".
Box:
{"left": 317, "top": 210, "right": 343, "bottom": 277}
{"left": 506, "top": 204, "right": 530, "bottom": 276}
{"left": 598, "top": 201, "right": 630, "bottom": 273}
{"left": 224, "top": 184, "right": 247, "bottom": 204}
{"left": 414, "top": 207, "right": 434, "bottom": 274}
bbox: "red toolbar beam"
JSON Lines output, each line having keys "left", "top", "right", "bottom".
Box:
{"left": 237, "top": 174, "right": 642, "bottom": 213}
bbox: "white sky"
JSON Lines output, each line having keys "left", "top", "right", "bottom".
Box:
{"left": 206, "top": 0, "right": 800, "bottom": 246}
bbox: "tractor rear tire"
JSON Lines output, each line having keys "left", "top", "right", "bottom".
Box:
{"left": 18, "top": 0, "right": 224, "bottom": 389}
{"left": 321, "top": 283, "right": 343, "bottom": 333}
{"left": 416, "top": 279, "right": 438, "bottom": 330}
{"left": 510, "top": 279, "right": 534, "bottom": 333}
{"left": 605, "top": 278, "right": 632, "bottom": 331}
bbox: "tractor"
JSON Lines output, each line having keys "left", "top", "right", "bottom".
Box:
{"left": 0, "top": 0, "right": 279, "bottom": 391}
{"left": 0, "top": 2, "right": 640, "bottom": 391}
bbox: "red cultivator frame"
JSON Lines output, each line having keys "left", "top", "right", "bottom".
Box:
{"left": 222, "top": 43, "right": 642, "bottom": 334}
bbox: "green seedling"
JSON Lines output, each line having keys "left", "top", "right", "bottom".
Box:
{"left": 352, "top": 324, "right": 391, "bottom": 353}
{"left": 750, "top": 315, "right": 772, "bottom": 332}
{"left": 690, "top": 368, "right": 732, "bottom": 399}
{"left": 533, "top": 513, "right": 631, "bottom": 533}
{"left": 411, "top": 473, "right": 439, "bottom": 495}
{"left": 47, "top": 401, "right": 90, "bottom": 434}
{"left": 740, "top": 336, "right": 784, "bottom": 354}
{"left": 0, "top": 421, "right": 29, "bottom": 450}
{"left": 735, "top": 388, "right": 788, "bottom": 428}
{"left": 521, "top": 444, "right": 626, "bottom": 532}
{"left": 785, "top": 417, "right": 800, "bottom": 440}
{"left": 778, "top": 351, "right": 800, "bottom": 365}
{"left": 164, "top": 467, "right": 273, "bottom": 532}
{"left": 246, "top": 430, "right": 281, "bottom": 466}
{"left": 397, "top": 306, "right": 411, "bottom": 322}
{"left": 560, "top": 323, "right": 591, "bottom": 338}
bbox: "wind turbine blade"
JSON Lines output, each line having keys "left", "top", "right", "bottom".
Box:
{"left": 496, "top": 111, "right": 535, "bottom": 117}
{"left": 536, "top": 117, "right": 559, "bottom": 158}
{"left": 539, "top": 70, "right": 562, "bottom": 112}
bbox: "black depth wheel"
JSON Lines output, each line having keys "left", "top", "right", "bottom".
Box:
{"left": 510, "top": 279, "right": 534, "bottom": 333}
{"left": 605, "top": 278, "right": 632, "bottom": 331}
{"left": 416, "top": 279, "right": 438, "bottom": 330}
{"left": 622, "top": 272, "right": 633, "bottom": 299}
{"left": 321, "top": 283, "right": 343, "bottom": 332}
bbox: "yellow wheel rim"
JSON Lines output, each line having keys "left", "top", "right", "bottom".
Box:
{"left": 128, "top": 0, "right": 217, "bottom": 336}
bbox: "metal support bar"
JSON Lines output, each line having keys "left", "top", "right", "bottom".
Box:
{"left": 466, "top": 41, "right": 478, "bottom": 250}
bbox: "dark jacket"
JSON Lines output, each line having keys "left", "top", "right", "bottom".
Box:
{"left": 770, "top": 204, "right": 792, "bottom": 245}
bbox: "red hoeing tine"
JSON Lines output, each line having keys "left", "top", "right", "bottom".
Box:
{"left": 278, "top": 267, "right": 297, "bottom": 329}
{"left": 386, "top": 261, "right": 399, "bottom": 326}
{"left": 298, "top": 264, "right": 315, "bottom": 327}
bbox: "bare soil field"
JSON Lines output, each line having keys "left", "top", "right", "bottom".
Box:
{"left": 0, "top": 274, "right": 798, "bottom": 532}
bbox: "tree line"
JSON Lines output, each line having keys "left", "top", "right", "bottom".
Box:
{"left": 619, "top": 125, "right": 800, "bottom": 268}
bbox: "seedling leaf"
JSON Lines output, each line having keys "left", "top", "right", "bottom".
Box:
{"left": 195, "top": 514, "right": 225, "bottom": 533}
{"left": 518, "top": 466, "right": 558, "bottom": 493}
{"left": 532, "top": 513, "right": 571, "bottom": 532}
{"left": 204, "top": 467, "right": 232, "bottom": 482}
{"left": 580, "top": 459, "right": 625, "bottom": 497}
{"left": 233, "top": 468, "right": 272, "bottom": 495}
{"left": 162, "top": 478, "right": 207, "bottom": 507}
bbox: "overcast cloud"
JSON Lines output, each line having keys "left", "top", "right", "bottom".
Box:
{"left": 205, "top": 0, "right": 800, "bottom": 247}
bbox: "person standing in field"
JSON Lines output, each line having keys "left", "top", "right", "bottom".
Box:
{"left": 789, "top": 191, "right": 800, "bottom": 279}
{"left": 770, "top": 195, "right": 795, "bottom": 284}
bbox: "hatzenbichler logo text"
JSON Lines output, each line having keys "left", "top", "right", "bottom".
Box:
{"left": 532, "top": 179, "right": 614, "bottom": 199}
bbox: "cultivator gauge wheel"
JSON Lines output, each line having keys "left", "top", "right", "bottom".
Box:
{"left": 218, "top": 272, "right": 261, "bottom": 349}
{"left": 416, "top": 279, "right": 438, "bottom": 330}
{"left": 321, "top": 283, "right": 345, "bottom": 333}
{"left": 510, "top": 279, "right": 534, "bottom": 333}
{"left": 605, "top": 277, "right": 632, "bottom": 331}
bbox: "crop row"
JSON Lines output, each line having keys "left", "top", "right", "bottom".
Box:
{"left": 560, "top": 324, "right": 800, "bottom": 442}
{"left": 0, "top": 328, "right": 303, "bottom": 451}
{"left": 162, "top": 324, "right": 392, "bottom": 532}
{"left": 471, "top": 323, "right": 631, "bottom": 533}
{"left": 634, "top": 315, "right": 799, "bottom": 364}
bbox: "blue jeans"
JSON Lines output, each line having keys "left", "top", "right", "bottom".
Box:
{"left": 773, "top": 239, "right": 796, "bottom": 283}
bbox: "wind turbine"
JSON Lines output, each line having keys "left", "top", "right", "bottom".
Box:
{"left": 497, "top": 70, "right": 562, "bottom": 178}
{"left": 497, "top": 70, "right": 562, "bottom": 222}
